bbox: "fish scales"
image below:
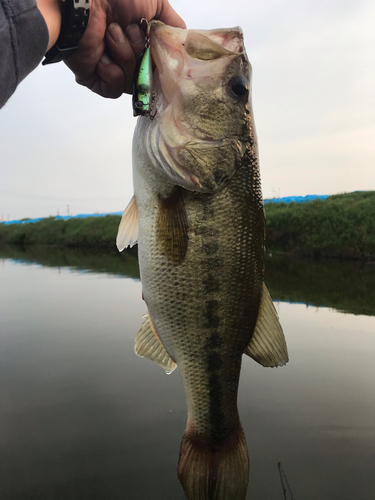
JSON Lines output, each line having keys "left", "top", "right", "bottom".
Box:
{"left": 134, "top": 128, "right": 263, "bottom": 469}
{"left": 118, "top": 21, "right": 288, "bottom": 500}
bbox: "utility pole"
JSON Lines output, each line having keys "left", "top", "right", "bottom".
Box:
{"left": 67, "top": 204, "right": 70, "bottom": 216}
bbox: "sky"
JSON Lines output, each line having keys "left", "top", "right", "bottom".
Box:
{"left": 1, "top": 0, "right": 374, "bottom": 221}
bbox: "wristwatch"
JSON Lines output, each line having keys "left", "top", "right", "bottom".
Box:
{"left": 42, "top": 0, "right": 90, "bottom": 65}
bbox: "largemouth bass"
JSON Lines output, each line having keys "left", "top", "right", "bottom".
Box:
{"left": 117, "top": 21, "right": 288, "bottom": 500}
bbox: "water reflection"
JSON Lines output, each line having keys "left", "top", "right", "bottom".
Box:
{"left": 1, "top": 246, "right": 375, "bottom": 500}
{"left": 0, "top": 244, "right": 140, "bottom": 279}
{"left": 265, "top": 254, "right": 375, "bottom": 316}
{"left": 1, "top": 245, "right": 374, "bottom": 316}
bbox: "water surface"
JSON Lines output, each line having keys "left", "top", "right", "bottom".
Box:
{"left": 1, "top": 246, "right": 375, "bottom": 500}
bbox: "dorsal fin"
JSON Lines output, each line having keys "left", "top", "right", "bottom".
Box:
{"left": 156, "top": 186, "right": 188, "bottom": 265}
{"left": 244, "top": 284, "right": 289, "bottom": 367}
{"left": 116, "top": 195, "right": 138, "bottom": 251}
{"left": 135, "top": 313, "right": 177, "bottom": 374}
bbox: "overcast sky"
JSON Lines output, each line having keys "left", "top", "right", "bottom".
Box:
{"left": 1, "top": 0, "right": 374, "bottom": 221}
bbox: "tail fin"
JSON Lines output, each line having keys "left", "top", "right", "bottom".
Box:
{"left": 177, "top": 426, "right": 249, "bottom": 500}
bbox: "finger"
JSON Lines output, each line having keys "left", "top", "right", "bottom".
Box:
{"left": 106, "top": 23, "right": 144, "bottom": 94}
{"left": 65, "top": 34, "right": 105, "bottom": 84}
{"left": 95, "top": 53, "right": 126, "bottom": 98}
{"left": 158, "top": 0, "right": 186, "bottom": 29}
{"left": 124, "top": 24, "right": 146, "bottom": 61}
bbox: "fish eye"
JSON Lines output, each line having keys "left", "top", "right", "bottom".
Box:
{"left": 230, "top": 76, "right": 249, "bottom": 99}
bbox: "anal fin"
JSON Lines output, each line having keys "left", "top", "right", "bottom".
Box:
{"left": 116, "top": 195, "right": 138, "bottom": 251}
{"left": 135, "top": 313, "right": 177, "bottom": 374}
{"left": 244, "top": 283, "right": 289, "bottom": 367}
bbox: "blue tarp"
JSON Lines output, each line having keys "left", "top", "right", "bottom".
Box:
{"left": 263, "top": 194, "right": 329, "bottom": 204}
{"left": 1, "top": 195, "right": 330, "bottom": 226}
{"left": 1, "top": 212, "right": 123, "bottom": 226}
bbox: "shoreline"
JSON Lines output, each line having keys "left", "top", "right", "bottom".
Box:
{"left": 1, "top": 191, "right": 374, "bottom": 261}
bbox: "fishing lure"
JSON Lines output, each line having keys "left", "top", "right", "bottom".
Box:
{"left": 132, "top": 21, "right": 153, "bottom": 117}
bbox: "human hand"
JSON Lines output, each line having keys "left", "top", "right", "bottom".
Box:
{"left": 64, "top": 0, "right": 186, "bottom": 98}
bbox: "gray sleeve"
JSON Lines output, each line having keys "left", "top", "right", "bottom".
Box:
{"left": 0, "top": 0, "right": 49, "bottom": 108}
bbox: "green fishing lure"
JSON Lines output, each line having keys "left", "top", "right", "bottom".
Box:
{"left": 132, "top": 25, "right": 153, "bottom": 117}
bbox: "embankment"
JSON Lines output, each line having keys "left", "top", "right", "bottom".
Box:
{"left": 1, "top": 192, "right": 374, "bottom": 260}
{"left": 0, "top": 214, "right": 121, "bottom": 249}
{"left": 265, "top": 191, "right": 375, "bottom": 260}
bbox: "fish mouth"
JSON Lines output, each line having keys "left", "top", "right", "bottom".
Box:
{"left": 149, "top": 21, "right": 245, "bottom": 63}
{"left": 149, "top": 22, "right": 245, "bottom": 106}
{"left": 149, "top": 22, "right": 187, "bottom": 106}
{"left": 149, "top": 21, "right": 187, "bottom": 66}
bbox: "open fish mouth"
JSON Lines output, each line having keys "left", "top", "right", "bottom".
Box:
{"left": 149, "top": 21, "right": 245, "bottom": 108}
{"left": 143, "top": 22, "right": 251, "bottom": 193}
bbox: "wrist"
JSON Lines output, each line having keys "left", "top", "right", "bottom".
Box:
{"left": 36, "top": 0, "right": 63, "bottom": 50}
{"left": 42, "top": 0, "right": 91, "bottom": 65}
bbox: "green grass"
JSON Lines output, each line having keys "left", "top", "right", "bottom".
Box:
{"left": 0, "top": 215, "right": 121, "bottom": 249}
{"left": 1, "top": 191, "right": 374, "bottom": 260}
{"left": 264, "top": 191, "right": 375, "bottom": 260}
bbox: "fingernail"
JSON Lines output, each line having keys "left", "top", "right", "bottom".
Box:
{"left": 108, "top": 22, "right": 125, "bottom": 44}
{"left": 125, "top": 24, "right": 144, "bottom": 45}
{"left": 100, "top": 53, "right": 111, "bottom": 65}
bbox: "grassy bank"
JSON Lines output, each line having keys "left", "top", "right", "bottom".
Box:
{"left": 265, "top": 191, "right": 375, "bottom": 260}
{"left": 1, "top": 192, "right": 374, "bottom": 260}
{"left": 0, "top": 214, "right": 121, "bottom": 249}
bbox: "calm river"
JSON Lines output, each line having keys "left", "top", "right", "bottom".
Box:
{"left": 1, "top": 246, "right": 375, "bottom": 500}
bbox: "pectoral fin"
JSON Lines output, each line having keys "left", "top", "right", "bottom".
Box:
{"left": 116, "top": 195, "right": 138, "bottom": 251}
{"left": 157, "top": 186, "right": 188, "bottom": 265}
{"left": 244, "top": 284, "right": 289, "bottom": 367}
{"left": 135, "top": 313, "right": 177, "bottom": 374}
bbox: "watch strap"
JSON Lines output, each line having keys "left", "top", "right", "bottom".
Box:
{"left": 42, "top": 0, "right": 90, "bottom": 65}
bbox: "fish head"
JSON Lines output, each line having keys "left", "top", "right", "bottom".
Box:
{"left": 149, "top": 22, "right": 254, "bottom": 193}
